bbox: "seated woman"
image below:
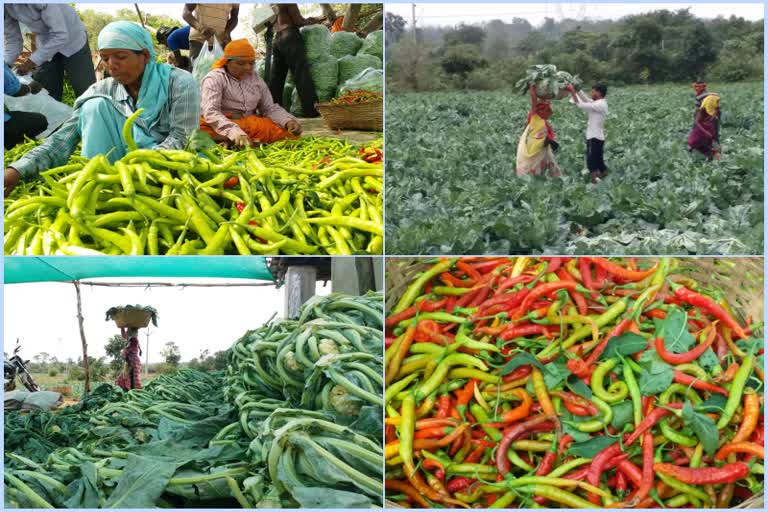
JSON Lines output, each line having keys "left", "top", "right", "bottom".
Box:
{"left": 4, "top": 21, "right": 200, "bottom": 197}
{"left": 688, "top": 93, "right": 721, "bottom": 161}
{"left": 200, "top": 39, "right": 302, "bottom": 148}
{"left": 515, "top": 84, "right": 561, "bottom": 177}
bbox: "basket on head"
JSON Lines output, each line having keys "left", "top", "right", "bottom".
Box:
{"left": 110, "top": 307, "right": 152, "bottom": 329}
{"left": 316, "top": 98, "right": 383, "bottom": 131}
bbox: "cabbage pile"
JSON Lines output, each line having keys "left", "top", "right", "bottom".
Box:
{"left": 515, "top": 64, "right": 583, "bottom": 99}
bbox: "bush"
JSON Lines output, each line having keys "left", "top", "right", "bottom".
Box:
{"left": 156, "top": 363, "right": 178, "bottom": 375}
{"left": 68, "top": 366, "right": 84, "bottom": 381}
{"left": 48, "top": 368, "right": 58, "bottom": 377}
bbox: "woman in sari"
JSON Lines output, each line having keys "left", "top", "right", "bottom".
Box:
{"left": 516, "top": 84, "right": 561, "bottom": 177}
{"left": 115, "top": 328, "right": 143, "bottom": 390}
{"left": 4, "top": 21, "right": 200, "bottom": 197}
{"left": 200, "top": 39, "right": 302, "bottom": 148}
{"left": 688, "top": 93, "right": 721, "bottom": 160}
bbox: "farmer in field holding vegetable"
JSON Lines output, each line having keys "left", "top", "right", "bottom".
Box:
{"left": 566, "top": 83, "right": 609, "bottom": 183}
{"left": 115, "top": 328, "right": 143, "bottom": 390}
{"left": 4, "top": 22, "right": 200, "bottom": 198}
{"left": 4, "top": 4, "right": 97, "bottom": 102}
{"left": 200, "top": 39, "right": 302, "bottom": 147}
{"left": 268, "top": 3, "right": 325, "bottom": 117}
{"left": 515, "top": 84, "right": 561, "bottom": 177}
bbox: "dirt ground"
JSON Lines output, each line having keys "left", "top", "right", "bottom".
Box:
{"left": 297, "top": 117, "right": 381, "bottom": 144}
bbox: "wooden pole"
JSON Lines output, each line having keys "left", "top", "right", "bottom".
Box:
{"left": 73, "top": 281, "right": 91, "bottom": 394}
{"left": 134, "top": 4, "right": 146, "bottom": 28}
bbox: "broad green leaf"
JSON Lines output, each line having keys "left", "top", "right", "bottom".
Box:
{"left": 601, "top": 333, "right": 648, "bottom": 360}
{"left": 103, "top": 455, "right": 178, "bottom": 508}
{"left": 681, "top": 401, "right": 719, "bottom": 456}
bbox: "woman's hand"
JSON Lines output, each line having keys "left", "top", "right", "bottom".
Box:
{"left": 233, "top": 134, "right": 253, "bottom": 148}
{"left": 5, "top": 168, "right": 21, "bottom": 198}
{"left": 286, "top": 120, "right": 302, "bottom": 136}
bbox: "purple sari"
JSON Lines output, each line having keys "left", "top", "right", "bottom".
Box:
{"left": 688, "top": 111, "right": 718, "bottom": 156}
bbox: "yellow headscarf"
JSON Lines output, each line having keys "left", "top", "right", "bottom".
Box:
{"left": 701, "top": 94, "right": 720, "bottom": 117}
{"left": 213, "top": 39, "right": 257, "bottom": 69}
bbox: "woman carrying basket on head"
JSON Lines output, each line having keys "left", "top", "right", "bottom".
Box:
{"left": 515, "top": 84, "right": 561, "bottom": 177}
{"left": 116, "top": 327, "right": 143, "bottom": 390}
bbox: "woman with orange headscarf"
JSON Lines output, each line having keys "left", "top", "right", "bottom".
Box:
{"left": 199, "top": 39, "right": 302, "bottom": 147}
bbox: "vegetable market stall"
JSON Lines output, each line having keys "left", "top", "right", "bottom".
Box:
{"left": 4, "top": 258, "right": 385, "bottom": 508}
{"left": 384, "top": 257, "right": 764, "bottom": 509}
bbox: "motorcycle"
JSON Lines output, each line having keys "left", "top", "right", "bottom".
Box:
{"left": 4, "top": 339, "right": 40, "bottom": 392}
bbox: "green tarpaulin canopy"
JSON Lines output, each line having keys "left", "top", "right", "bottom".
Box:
{"left": 4, "top": 257, "right": 274, "bottom": 284}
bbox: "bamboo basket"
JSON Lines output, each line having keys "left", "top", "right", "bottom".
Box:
{"left": 316, "top": 98, "right": 383, "bottom": 132}
{"left": 384, "top": 257, "right": 764, "bottom": 509}
{"left": 111, "top": 307, "right": 152, "bottom": 329}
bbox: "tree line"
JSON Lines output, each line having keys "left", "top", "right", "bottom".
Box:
{"left": 385, "top": 9, "right": 763, "bottom": 92}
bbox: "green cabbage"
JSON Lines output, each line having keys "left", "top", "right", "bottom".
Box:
{"left": 515, "top": 64, "right": 583, "bottom": 99}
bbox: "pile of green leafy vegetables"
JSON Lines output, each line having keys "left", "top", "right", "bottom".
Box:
{"left": 385, "top": 82, "right": 763, "bottom": 255}
{"left": 4, "top": 293, "right": 383, "bottom": 509}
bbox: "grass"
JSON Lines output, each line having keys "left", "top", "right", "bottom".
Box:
{"left": 28, "top": 371, "right": 160, "bottom": 399}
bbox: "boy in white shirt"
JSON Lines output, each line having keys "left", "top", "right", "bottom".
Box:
{"left": 566, "top": 83, "right": 608, "bottom": 183}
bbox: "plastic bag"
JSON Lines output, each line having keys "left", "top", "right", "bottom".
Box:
{"left": 336, "top": 68, "right": 383, "bottom": 97}
{"left": 4, "top": 87, "right": 73, "bottom": 138}
{"left": 330, "top": 31, "right": 363, "bottom": 58}
{"left": 192, "top": 36, "right": 224, "bottom": 83}
{"left": 357, "top": 30, "right": 383, "bottom": 60}
{"left": 300, "top": 25, "right": 331, "bottom": 62}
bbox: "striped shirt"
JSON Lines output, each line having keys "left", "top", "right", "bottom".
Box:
{"left": 4, "top": 4, "right": 88, "bottom": 66}
{"left": 201, "top": 67, "right": 295, "bottom": 140}
{"left": 12, "top": 68, "right": 200, "bottom": 179}
{"left": 189, "top": 4, "right": 234, "bottom": 43}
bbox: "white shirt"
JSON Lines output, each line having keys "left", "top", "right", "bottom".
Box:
{"left": 572, "top": 91, "right": 608, "bottom": 141}
{"left": 4, "top": 4, "right": 88, "bottom": 67}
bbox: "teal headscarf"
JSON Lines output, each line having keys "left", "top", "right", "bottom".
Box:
{"left": 97, "top": 21, "right": 171, "bottom": 128}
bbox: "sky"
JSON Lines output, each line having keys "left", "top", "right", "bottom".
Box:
{"left": 4, "top": 277, "right": 328, "bottom": 364}
{"left": 386, "top": 3, "right": 765, "bottom": 27}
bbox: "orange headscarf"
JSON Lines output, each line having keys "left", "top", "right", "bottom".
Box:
{"left": 331, "top": 16, "right": 345, "bottom": 32}
{"left": 213, "top": 39, "right": 257, "bottom": 69}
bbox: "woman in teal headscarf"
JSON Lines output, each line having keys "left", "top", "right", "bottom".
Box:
{"left": 5, "top": 21, "right": 200, "bottom": 197}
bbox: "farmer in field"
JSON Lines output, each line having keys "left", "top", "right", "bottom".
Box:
{"left": 268, "top": 3, "right": 325, "bottom": 117}
{"left": 115, "top": 328, "right": 143, "bottom": 390}
{"left": 4, "top": 64, "right": 48, "bottom": 150}
{"left": 4, "top": 22, "right": 200, "bottom": 198}
{"left": 200, "top": 39, "right": 302, "bottom": 148}
{"left": 183, "top": 4, "right": 240, "bottom": 61}
{"left": 688, "top": 93, "right": 721, "bottom": 161}
{"left": 566, "top": 83, "right": 609, "bottom": 183}
{"left": 692, "top": 81, "right": 720, "bottom": 159}
{"left": 515, "top": 84, "right": 561, "bottom": 177}
{"left": 4, "top": 4, "right": 97, "bottom": 102}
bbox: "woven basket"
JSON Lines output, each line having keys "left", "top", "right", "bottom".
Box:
{"left": 111, "top": 307, "right": 152, "bottom": 329}
{"left": 316, "top": 98, "right": 383, "bottom": 131}
{"left": 384, "top": 257, "right": 764, "bottom": 509}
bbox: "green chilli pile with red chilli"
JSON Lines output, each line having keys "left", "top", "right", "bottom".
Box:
{"left": 384, "top": 257, "right": 764, "bottom": 508}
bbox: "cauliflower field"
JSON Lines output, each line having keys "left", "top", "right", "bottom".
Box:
{"left": 385, "top": 82, "right": 763, "bottom": 255}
